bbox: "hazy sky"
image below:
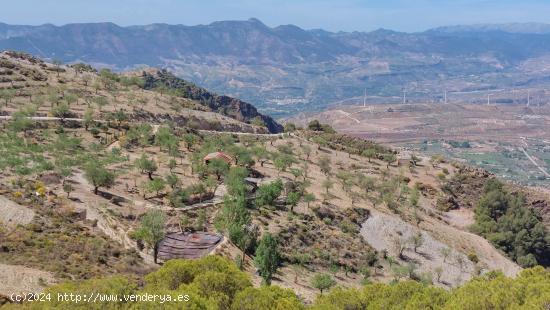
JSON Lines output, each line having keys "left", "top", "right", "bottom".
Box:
{"left": 2, "top": 0, "right": 549, "bottom": 32}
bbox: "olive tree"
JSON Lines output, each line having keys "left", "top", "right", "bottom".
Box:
{"left": 135, "top": 210, "right": 166, "bottom": 264}
{"left": 84, "top": 163, "right": 115, "bottom": 195}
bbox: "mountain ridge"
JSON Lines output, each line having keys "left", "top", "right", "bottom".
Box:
{"left": 2, "top": 19, "right": 550, "bottom": 117}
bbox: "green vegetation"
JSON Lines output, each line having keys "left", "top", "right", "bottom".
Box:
{"left": 254, "top": 233, "right": 281, "bottom": 285}
{"left": 447, "top": 140, "right": 471, "bottom": 148}
{"left": 7, "top": 256, "right": 549, "bottom": 309}
{"left": 417, "top": 140, "right": 550, "bottom": 187}
{"left": 471, "top": 179, "right": 550, "bottom": 267}
{"left": 0, "top": 179, "right": 143, "bottom": 280}
{"left": 2, "top": 54, "right": 550, "bottom": 309}
{"left": 84, "top": 162, "right": 115, "bottom": 195}
{"left": 255, "top": 179, "right": 283, "bottom": 208}
{"left": 135, "top": 153, "right": 158, "bottom": 180}
{"left": 311, "top": 273, "right": 336, "bottom": 294}
{"left": 134, "top": 210, "right": 166, "bottom": 264}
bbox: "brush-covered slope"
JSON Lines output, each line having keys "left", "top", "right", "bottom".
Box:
{"left": 0, "top": 50, "right": 282, "bottom": 133}
{"left": 0, "top": 52, "right": 548, "bottom": 307}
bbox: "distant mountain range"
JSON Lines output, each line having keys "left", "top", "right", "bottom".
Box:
{"left": 2, "top": 19, "right": 550, "bottom": 118}
{"left": 430, "top": 23, "right": 550, "bottom": 34}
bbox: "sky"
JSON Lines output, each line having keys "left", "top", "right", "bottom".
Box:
{"left": 1, "top": 0, "right": 549, "bottom": 32}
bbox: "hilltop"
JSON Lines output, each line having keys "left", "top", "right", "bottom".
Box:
{"left": 0, "top": 53, "right": 548, "bottom": 307}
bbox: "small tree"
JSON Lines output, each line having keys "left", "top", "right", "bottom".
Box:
{"left": 301, "top": 145, "right": 312, "bottom": 161}
{"left": 322, "top": 178, "right": 334, "bottom": 195}
{"left": 350, "top": 191, "right": 362, "bottom": 206}
{"left": 0, "top": 89, "right": 16, "bottom": 106}
{"left": 94, "top": 96, "right": 108, "bottom": 112}
{"left": 52, "top": 59, "right": 63, "bottom": 77}
{"left": 435, "top": 266, "right": 443, "bottom": 283}
{"left": 135, "top": 210, "right": 166, "bottom": 264}
{"left": 430, "top": 154, "right": 444, "bottom": 168}
{"left": 190, "top": 182, "right": 207, "bottom": 203}
{"left": 359, "top": 265, "right": 371, "bottom": 282}
{"left": 336, "top": 170, "right": 353, "bottom": 193}
{"left": 409, "top": 187, "right": 420, "bottom": 208}
{"left": 290, "top": 168, "right": 303, "bottom": 181}
{"left": 179, "top": 214, "right": 190, "bottom": 232}
{"left": 81, "top": 74, "right": 91, "bottom": 87}
{"left": 254, "top": 233, "right": 280, "bottom": 285}
{"left": 225, "top": 167, "right": 249, "bottom": 197}
{"left": 284, "top": 122, "right": 297, "bottom": 132}
{"left": 84, "top": 163, "right": 115, "bottom": 195}
{"left": 386, "top": 256, "right": 397, "bottom": 268}
{"left": 291, "top": 264, "right": 302, "bottom": 283}
{"left": 65, "top": 92, "right": 78, "bottom": 106}
{"left": 183, "top": 133, "right": 197, "bottom": 151}
{"left": 147, "top": 178, "right": 166, "bottom": 197}
{"left": 114, "top": 110, "right": 128, "bottom": 129}
{"left": 207, "top": 158, "right": 230, "bottom": 180}
{"left": 319, "top": 156, "right": 331, "bottom": 175}
{"left": 357, "top": 174, "right": 376, "bottom": 195}
{"left": 136, "top": 153, "right": 157, "bottom": 180}
{"left": 83, "top": 108, "right": 95, "bottom": 131}
{"left": 410, "top": 154, "right": 420, "bottom": 166}
{"left": 63, "top": 183, "right": 73, "bottom": 198}
{"left": 165, "top": 173, "right": 180, "bottom": 190}
{"left": 440, "top": 247, "right": 451, "bottom": 263}
{"left": 308, "top": 120, "right": 323, "bottom": 131}
{"left": 311, "top": 273, "right": 335, "bottom": 294}
{"left": 255, "top": 179, "right": 283, "bottom": 208}
{"left": 51, "top": 103, "right": 70, "bottom": 119}
{"left": 252, "top": 146, "right": 270, "bottom": 167}
{"left": 195, "top": 209, "right": 207, "bottom": 231}
{"left": 409, "top": 232, "right": 424, "bottom": 253}
{"left": 168, "top": 158, "right": 177, "bottom": 172}
{"left": 383, "top": 153, "right": 397, "bottom": 169}
{"left": 273, "top": 154, "right": 293, "bottom": 175}
{"left": 393, "top": 236, "right": 407, "bottom": 259}
{"left": 362, "top": 148, "right": 376, "bottom": 163}
{"left": 250, "top": 116, "right": 266, "bottom": 128}
{"left": 303, "top": 193, "right": 316, "bottom": 208}
{"left": 286, "top": 191, "right": 301, "bottom": 213}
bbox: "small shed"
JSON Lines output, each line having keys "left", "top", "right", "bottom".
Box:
{"left": 203, "top": 152, "right": 233, "bottom": 165}
{"left": 157, "top": 232, "right": 223, "bottom": 261}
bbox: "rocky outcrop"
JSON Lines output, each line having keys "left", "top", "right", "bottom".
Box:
{"left": 142, "top": 70, "right": 283, "bottom": 133}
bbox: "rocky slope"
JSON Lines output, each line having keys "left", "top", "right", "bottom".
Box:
{"left": 141, "top": 69, "right": 282, "bottom": 133}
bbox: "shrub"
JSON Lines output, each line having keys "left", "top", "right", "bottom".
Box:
{"left": 311, "top": 273, "right": 336, "bottom": 294}
{"left": 467, "top": 252, "right": 479, "bottom": 264}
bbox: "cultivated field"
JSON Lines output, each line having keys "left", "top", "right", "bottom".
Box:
{"left": 291, "top": 103, "right": 550, "bottom": 186}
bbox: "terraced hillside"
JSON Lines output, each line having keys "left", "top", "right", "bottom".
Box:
{"left": 0, "top": 53, "right": 548, "bottom": 308}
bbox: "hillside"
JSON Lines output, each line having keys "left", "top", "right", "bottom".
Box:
{"left": 2, "top": 20, "right": 550, "bottom": 116}
{"left": 288, "top": 102, "right": 550, "bottom": 187}
{"left": 0, "top": 50, "right": 281, "bottom": 133}
{"left": 0, "top": 54, "right": 549, "bottom": 307}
